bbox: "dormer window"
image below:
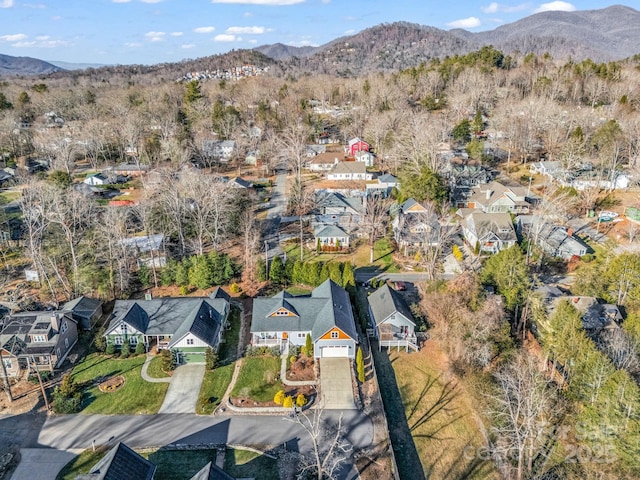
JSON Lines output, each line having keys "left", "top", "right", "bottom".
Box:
{"left": 32, "top": 335, "right": 46, "bottom": 343}
{"left": 60, "top": 321, "right": 68, "bottom": 334}
{"left": 275, "top": 310, "right": 290, "bottom": 316}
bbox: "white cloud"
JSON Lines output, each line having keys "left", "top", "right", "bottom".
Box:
{"left": 0, "top": 0, "right": 14, "bottom": 7}
{"left": 289, "top": 39, "right": 318, "bottom": 47}
{"left": 482, "top": 2, "right": 529, "bottom": 13}
{"left": 212, "top": 0, "right": 304, "bottom": 5}
{"left": 171, "top": 31, "right": 183, "bottom": 36}
{"left": 13, "top": 38, "right": 69, "bottom": 48}
{"left": 534, "top": 1, "right": 576, "bottom": 13}
{"left": 447, "top": 17, "right": 481, "bottom": 28}
{"left": 0, "top": 33, "right": 27, "bottom": 41}
{"left": 214, "top": 34, "right": 241, "bottom": 42}
{"left": 343, "top": 29, "right": 355, "bottom": 35}
{"left": 181, "top": 44, "right": 196, "bottom": 49}
{"left": 194, "top": 26, "right": 215, "bottom": 33}
{"left": 145, "top": 31, "right": 166, "bottom": 42}
{"left": 226, "top": 26, "right": 267, "bottom": 34}
{"left": 112, "top": 0, "right": 132, "bottom": 3}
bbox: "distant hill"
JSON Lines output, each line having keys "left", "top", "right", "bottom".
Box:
{"left": 254, "top": 5, "right": 640, "bottom": 75}
{"left": 253, "top": 43, "right": 316, "bottom": 60}
{"left": 462, "top": 5, "right": 640, "bottom": 61}
{"left": 0, "top": 54, "right": 64, "bottom": 76}
{"left": 48, "top": 61, "right": 106, "bottom": 71}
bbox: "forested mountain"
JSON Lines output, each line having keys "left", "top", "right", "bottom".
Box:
{"left": 0, "top": 54, "right": 63, "bottom": 76}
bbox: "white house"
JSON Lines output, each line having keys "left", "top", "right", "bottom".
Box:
{"left": 354, "top": 150, "right": 375, "bottom": 167}
{"left": 84, "top": 173, "right": 109, "bottom": 186}
{"left": 327, "top": 161, "right": 373, "bottom": 181}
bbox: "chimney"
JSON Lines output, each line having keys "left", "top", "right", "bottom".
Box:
{"left": 485, "top": 189, "right": 492, "bottom": 200}
{"left": 50, "top": 313, "right": 59, "bottom": 332}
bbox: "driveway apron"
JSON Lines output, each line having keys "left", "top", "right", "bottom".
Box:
{"left": 319, "top": 358, "right": 356, "bottom": 409}
{"left": 158, "top": 364, "right": 205, "bottom": 414}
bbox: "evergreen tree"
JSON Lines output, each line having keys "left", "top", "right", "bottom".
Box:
{"left": 284, "top": 257, "right": 296, "bottom": 285}
{"left": 342, "top": 263, "right": 356, "bottom": 292}
{"left": 175, "top": 259, "right": 190, "bottom": 286}
{"left": 319, "top": 262, "right": 330, "bottom": 284}
{"left": 356, "top": 347, "right": 365, "bottom": 383}
{"left": 480, "top": 245, "right": 530, "bottom": 311}
{"left": 189, "top": 255, "right": 212, "bottom": 289}
{"left": 328, "top": 262, "right": 343, "bottom": 285}
{"left": 120, "top": 339, "right": 131, "bottom": 358}
{"left": 256, "top": 258, "right": 267, "bottom": 282}
{"left": 292, "top": 260, "right": 304, "bottom": 285}
{"left": 135, "top": 340, "right": 145, "bottom": 355}
{"left": 304, "top": 333, "right": 313, "bottom": 358}
{"left": 269, "top": 256, "right": 285, "bottom": 285}
{"left": 205, "top": 347, "right": 218, "bottom": 371}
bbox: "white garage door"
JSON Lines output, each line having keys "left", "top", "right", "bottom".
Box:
{"left": 322, "top": 345, "right": 349, "bottom": 358}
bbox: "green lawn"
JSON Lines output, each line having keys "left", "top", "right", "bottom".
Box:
{"left": 196, "top": 305, "right": 241, "bottom": 414}
{"left": 57, "top": 447, "right": 277, "bottom": 480}
{"left": 145, "top": 355, "right": 170, "bottom": 379}
{"left": 224, "top": 448, "right": 279, "bottom": 480}
{"left": 0, "top": 190, "right": 21, "bottom": 204}
{"left": 196, "top": 363, "right": 235, "bottom": 414}
{"left": 286, "top": 285, "right": 313, "bottom": 296}
{"left": 230, "top": 356, "right": 283, "bottom": 403}
{"left": 71, "top": 353, "right": 168, "bottom": 414}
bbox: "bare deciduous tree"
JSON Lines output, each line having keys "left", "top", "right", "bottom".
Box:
{"left": 361, "top": 194, "right": 392, "bottom": 263}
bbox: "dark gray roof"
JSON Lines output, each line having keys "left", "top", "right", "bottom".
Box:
{"left": 315, "top": 192, "right": 363, "bottom": 214}
{"left": 62, "top": 296, "right": 102, "bottom": 319}
{"left": 367, "top": 284, "right": 415, "bottom": 327}
{"left": 378, "top": 173, "right": 397, "bottom": 183}
{"left": 78, "top": 443, "right": 155, "bottom": 480}
{"left": 118, "top": 234, "right": 164, "bottom": 252}
{"left": 251, "top": 279, "right": 357, "bottom": 341}
{"left": 209, "top": 287, "right": 231, "bottom": 302}
{"left": 400, "top": 198, "right": 427, "bottom": 214}
{"left": 189, "top": 462, "right": 236, "bottom": 480}
{"left": 106, "top": 297, "right": 228, "bottom": 348}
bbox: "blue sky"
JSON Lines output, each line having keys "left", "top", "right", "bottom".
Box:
{"left": 0, "top": 0, "right": 637, "bottom": 65}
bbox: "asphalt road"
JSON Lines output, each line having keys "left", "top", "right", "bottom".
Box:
{"left": 267, "top": 172, "right": 287, "bottom": 220}
{"left": 1, "top": 409, "right": 373, "bottom": 452}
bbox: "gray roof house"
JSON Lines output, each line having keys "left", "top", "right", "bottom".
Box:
{"left": 189, "top": 462, "right": 236, "bottom": 480}
{"left": 315, "top": 225, "right": 350, "bottom": 250}
{"left": 392, "top": 199, "right": 441, "bottom": 255}
{"left": 1, "top": 311, "right": 79, "bottom": 377}
{"left": 251, "top": 279, "right": 358, "bottom": 358}
{"left": 104, "top": 294, "right": 230, "bottom": 363}
{"left": 76, "top": 442, "right": 156, "bottom": 480}
{"left": 466, "top": 181, "right": 534, "bottom": 215}
{"left": 62, "top": 296, "right": 103, "bottom": 330}
{"left": 327, "top": 161, "right": 373, "bottom": 181}
{"left": 314, "top": 192, "right": 363, "bottom": 231}
{"left": 517, "top": 216, "right": 591, "bottom": 260}
{"left": 367, "top": 284, "right": 418, "bottom": 352}
{"left": 462, "top": 212, "right": 517, "bottom": 254}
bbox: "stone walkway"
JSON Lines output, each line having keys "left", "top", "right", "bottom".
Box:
{"left": 140, "top": 354, "right": 171, "bottom": 383}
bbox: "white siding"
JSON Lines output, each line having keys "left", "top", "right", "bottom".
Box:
{"left": 171, "top": 333, "right": 210, "bottom": 349}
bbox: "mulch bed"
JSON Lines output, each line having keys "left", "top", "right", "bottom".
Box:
{"left": 286, "top": 354, "right": 316, "bottom": 381}
{"left": 230, "top": 385, "right": 316, "bottom": 408}
{"left": 97, "top": 375, "right": 125, "bottom": 393}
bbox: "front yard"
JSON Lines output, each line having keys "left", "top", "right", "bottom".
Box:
{"left": 197, "top": 305, "right": 241, "bottom": 414}
{"left": 57, "top": 446, "right": 278, "bottom": 480}
{"left": 230, "top": 355, "right": 283, "bottom": 405}
{"left": 71, "top": 353, "right": 168, "bottom": 414}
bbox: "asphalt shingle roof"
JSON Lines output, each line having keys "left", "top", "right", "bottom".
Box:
{"left": 189, "top": 462, "right": 236, "bottom": 480}
{"left": 367, "top": 284, "right": 415, "bottom": 327}
{"left": 251, "top": 279, "right": 357, "bottom": 341}
{"left": 78, "top": 443, "right": 155, "bottom": 480}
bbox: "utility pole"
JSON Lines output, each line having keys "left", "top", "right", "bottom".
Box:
{"left": 264, "top": 240, "right": 268, "bottom": 280}
{"left": 0, "top": 349, "right": 13, "bottom": 403}
{"left": 28, "top": 356, "right": 49, "bottom": 410}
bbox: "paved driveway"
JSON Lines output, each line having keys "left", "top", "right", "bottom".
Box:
{"left": 158, "top": 364, "right": 205, "bottom": 414}
{"left": 319, "top": 358, "right": 356, "bottom": 410}
{"left": 10, "top": 448, "right": 78, "bottom": 480}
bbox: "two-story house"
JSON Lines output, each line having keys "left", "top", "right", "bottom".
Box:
{"left": 327, "top": 162, "right": 373, "bottom": 181}
{"left": 466, "top": 181, "right": 534, "bottom": 215}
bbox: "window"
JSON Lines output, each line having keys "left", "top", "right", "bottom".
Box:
{"left": 32, "top": 335, "right": 46, "bottom": 343}
{"left": 331, "top": 331, "right": 339, "bottom": 339}
{"left": 298, "top": 333, "right": 306, "bottom": 338}
{"left": 114, "top": 336, "right": 124, "bottom": 346}
{"left": 64, "top": 338, "right": 69, "bottom": 349}
{"left": 60, "top": 321, "right": 68, "bottom": 334}
{"left": 187, "top": 338, "right": 194, "bottom": 345}
{"left": 2, "top": 358, "right": 11, "bottom": 370}
{"left": 129, "top": 336, "right": 138, "bottom": 345}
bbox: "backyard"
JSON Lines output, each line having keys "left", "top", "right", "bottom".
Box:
{"left": 71, "top": 353, "right": 168, "bottom": 415}
{"left": 56, "top": 446, "right": 278, "bottom": 480}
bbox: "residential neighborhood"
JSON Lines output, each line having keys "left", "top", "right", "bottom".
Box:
{"left": 1, "top": 22, "right": 640, "bottom": 480}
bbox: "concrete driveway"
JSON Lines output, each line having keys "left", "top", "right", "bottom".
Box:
{"left": 319, "top": 358, "right": 356, "bottom": 410}
{"left": 158, "top": 364, "right": 205, "bottom": 414}
{"left": 10, "top": 448, "right": 78, "bottom": 480}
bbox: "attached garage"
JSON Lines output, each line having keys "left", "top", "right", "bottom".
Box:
{"left": 321, "top": 345, "right": 350, "bottom": 358}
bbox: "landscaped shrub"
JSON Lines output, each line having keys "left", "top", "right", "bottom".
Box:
{"left": 106, "top": 343, "right": 116, "bottom": 355}
{"left": 274, "top": 389, "right": 285, "bottom": 405}
{"left": 295, "top": 393, "right": 307, "bottom": 408}
{"left": 289, "top": 355, "right": 297, "bottom": 366}
{"left": 283, "top": 395, "right": 294, "bottom": 408}
{"left": 120, "top": 340, "right": 131, "bottom": 359}
{"left": 179, "top": 285, "right": 189, "bottom": 296}
{"left": 289, "top": 345, "right": 300, "bottom": 357}
{"left": 303, "top": 333, "right": 313, "bottom": 357}
{"left": 52, "top": 374, "right": 82, "bottom": 414}
{"left": 229, "top": 283, "right": 242, "bottom": 294}
{"left": 205, "top": 347, "right": 218, "bottom": 371}
{"left": 27, "top": 371, "right": 52, "bottom": 384}
{"left": 245, "top": 345, "right": 280, "bottom": 357}
{"left": 134, "top": 341, "right": 146, "bottom": 355}
{"left": 356, "top": 347, "right": 365, "bottom": 383}
{"left": 160, "top": 349, "right": 176, "bottom": 371}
